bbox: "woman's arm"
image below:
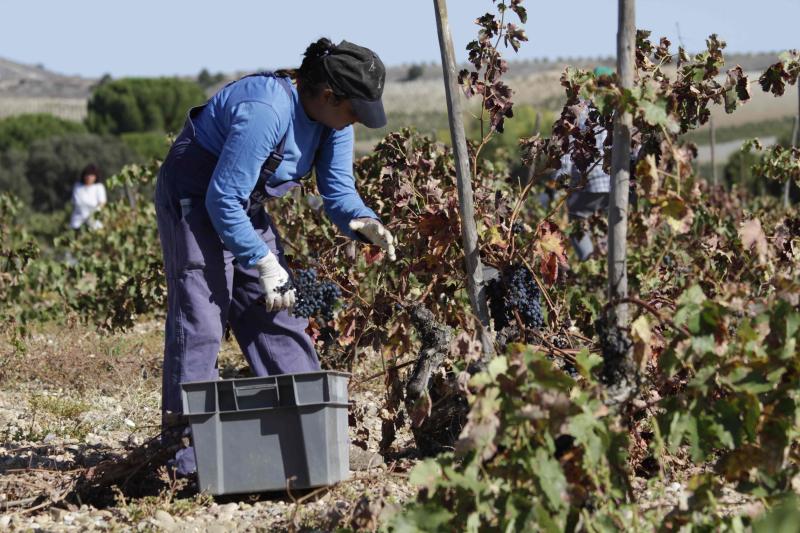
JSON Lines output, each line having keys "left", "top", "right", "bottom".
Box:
{"left": 314, "top": 126, "right": 381, "bottom": 239}
{"left": 205, "top": 100, "right": 287, "bottom": 268}
{"left": 98, "top": 183, "right": 107, "bottom": 207}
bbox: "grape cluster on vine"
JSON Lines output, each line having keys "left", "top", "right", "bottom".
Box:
{"left": 553, "top": 335, "right": 569, "bottom": 349}
{"left": 278, "top": 269, "right": 341, "bottom": 321}
{"left": 486, "top": 264, "right": 544, "bottom": 331}
{"left": 594, "top": 315, "right": 632, "bottom": 364}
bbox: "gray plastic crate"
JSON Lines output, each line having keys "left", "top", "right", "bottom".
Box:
{"left": 181, "top": 371, "right": 350, "bottom": 495}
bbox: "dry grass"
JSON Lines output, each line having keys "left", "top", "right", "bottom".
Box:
{"left": 0, "top": 320, "right": 163, "bottom": 394}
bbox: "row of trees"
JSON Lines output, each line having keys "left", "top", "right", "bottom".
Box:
{"left": 1, "top": 76, "right": 210, "bottom": 215}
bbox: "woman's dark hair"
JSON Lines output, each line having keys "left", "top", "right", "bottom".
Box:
{"left": 276, "top": 38, "right": 341, "bottom": 100}
{"left": 80, "top": 163, "right": 102, "bottom": 183}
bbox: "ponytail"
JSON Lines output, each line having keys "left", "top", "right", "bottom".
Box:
{"left": 281, "top": 37, "right": 339, "bottom": 99}
{"left": 303, "top": 37, "right": 335, "bottom": 62}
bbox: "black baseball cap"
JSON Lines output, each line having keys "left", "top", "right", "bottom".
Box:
{"left": 323, "top": 41, "right": 387, "bottom": 128}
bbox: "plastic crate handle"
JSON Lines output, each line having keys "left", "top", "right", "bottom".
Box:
{"left": 232, "top": 381, "right": 279, "bottom": 411}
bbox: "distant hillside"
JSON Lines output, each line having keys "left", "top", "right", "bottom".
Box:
{"left": 0, "top": 57, "right": 96, "bottom": 98}
{"left": 0, "top": 51, "right": 791, "bottom": 124}
{"left": 0, "top": 57, "right": 95, "bottom": 120}
{"left": 1, "top": 51, "right": 786, "bottom": 99}
{"left": 384, "top": 51, "right": 785, "bottom": 83}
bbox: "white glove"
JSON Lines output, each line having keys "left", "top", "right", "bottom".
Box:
{"left": 254, "top": 253, "right": 296, "bottom": 312}
{"left": 349, "top": 218, "right": 396, "bottom": 261}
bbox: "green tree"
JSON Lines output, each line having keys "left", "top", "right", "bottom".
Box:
{"left": 0, "top": 149, "right": 32, "bottom": 205}
{"left": 86, "top": 78, "right": 206, "bottom": 135}
{"left": 25, "top": 134, "right": 137, "bottom": 212}
{"left": 197, "top": 68, "right": 226, "bottom": 89}
{"left": 404, "top": 63, "right": 425, "bottom": 82}
{"left": 0, "top": 114, "right": 87, "bottom": 153}
{"left": 120, "top": 131, "right": 171, "bottom": 161}
{"left": 468, "top": 104, "right": 552, "bottom": 163}
{"left": 724, "top": 146, "right": 786, "bottom": 197}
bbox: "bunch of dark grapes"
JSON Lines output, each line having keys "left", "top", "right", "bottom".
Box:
{"left": 511, "top": 221, "right": 524, "bottom": 235}
{"left": 278, "top": 269, "right": 341, "bottom": 321}
{"left": 594, "top": 315, "right": 632, "bottom": 363}
{"left": 486, "top": 264, "right": 544, "bottom": 331}
{"left": 317, "top": 281, "right": 342, "bottom": 321}
{"left": 553, "top": 335, "right": 569, "bottom": 349}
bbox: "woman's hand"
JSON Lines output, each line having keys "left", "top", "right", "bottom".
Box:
{"left": 349, "top": 218, "right": 396, "bottom": 261}
{"left": 255, "top": 253, "right": 296, "bottom": 312}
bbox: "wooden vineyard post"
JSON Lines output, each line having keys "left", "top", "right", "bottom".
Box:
{"left": 608, "top": 0, "right": 635, "bottom": 329}
{"left": 432, "top": 0, "right": 494, "bottom": 358}
{"left": 123, "top": 183, "right": 137, "bottom": 210}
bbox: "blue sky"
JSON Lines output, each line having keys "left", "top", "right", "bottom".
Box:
{"left": 1, "top": 0, "right": 798, "bottom": 77}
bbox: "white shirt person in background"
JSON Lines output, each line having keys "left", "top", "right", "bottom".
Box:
{"left": 69, "top": 164, "right": 107, "bottom": 231}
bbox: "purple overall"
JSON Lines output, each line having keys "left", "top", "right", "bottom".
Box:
{"left": 155, "top": 99, "right": 320, "bottom": 419}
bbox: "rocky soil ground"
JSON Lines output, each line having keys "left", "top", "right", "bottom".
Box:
{"left": 0, "top": 321, "right": 417, "bottom": 531}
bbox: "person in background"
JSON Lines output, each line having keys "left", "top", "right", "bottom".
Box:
{"left": 69, "top": 163, "right": 107, "bottom": 231}
{"left": 155, "top": 38, "right": 395, "bottom": 472}
{"left": 557, "top": 66, "right": 618, "bottom": 261}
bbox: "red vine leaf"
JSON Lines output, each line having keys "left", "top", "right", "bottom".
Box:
{"left": 724, "top": 66, "right": 751, "bottom": 112}
{"left": 534, "top": 221, "right": 568, "bottom": 285}
{"left": 450, "top": 331, "right": 482, "bottom": 365}
{"left": 363, "top": 246, "right": 384, "bottom": 265}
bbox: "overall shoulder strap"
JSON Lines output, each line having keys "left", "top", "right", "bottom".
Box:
{"left": 269, "top": 75, "right": 294, "bottom": 159}
{"left": 249, "top": 73, "right": 296, "bottom": 209}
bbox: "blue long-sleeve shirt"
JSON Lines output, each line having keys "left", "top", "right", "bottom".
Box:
{"left": 192, "top": 74, "right": 378, "bottom": 267}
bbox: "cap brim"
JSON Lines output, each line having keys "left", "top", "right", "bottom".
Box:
{"left": 350, "top": 97, "right": 387, "bottom": 129}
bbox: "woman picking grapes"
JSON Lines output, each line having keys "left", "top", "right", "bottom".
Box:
{"left": 155, "top": 38, "right": 395, "bottom": 442}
